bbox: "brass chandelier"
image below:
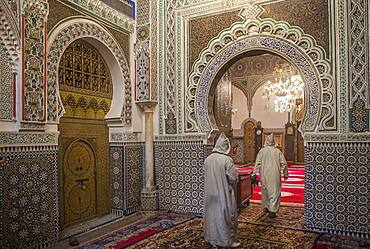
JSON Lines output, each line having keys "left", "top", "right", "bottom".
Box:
{"left": 262, "top": 63, "right": 304, "bottom": 113}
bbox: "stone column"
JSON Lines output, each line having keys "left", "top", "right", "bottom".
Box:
{"left": 138, "top": 102, "right": 158, "bottom": 210}
{"left": 143, "top": 103, "right": 155, "bottom": 191}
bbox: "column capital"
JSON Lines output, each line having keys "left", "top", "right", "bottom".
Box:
{"left": 137, "top": 101, "right": 157, "bottom": 112}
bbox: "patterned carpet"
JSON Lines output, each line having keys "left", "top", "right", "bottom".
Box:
{"left": 127, "top": 204, "right": 318, "bottom": 249}
{"left": 238, "top": 204, "right": 305, "bottom": 229}
{"left": 74, "top": 204, "right": 370, "bottom": 248}
{"left": 75, "top": 212, "right": 195, "bottom": 249}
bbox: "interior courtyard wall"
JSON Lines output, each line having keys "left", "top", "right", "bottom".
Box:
{"left": 157, "top": 0, "right": 369, "bottom": 239}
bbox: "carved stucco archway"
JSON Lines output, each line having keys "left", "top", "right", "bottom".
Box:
{"left": 186, "top": 19, "right": 336, "bottom": 134}
{"left": 47, "top": 18, "right": 131, "bottom": 125}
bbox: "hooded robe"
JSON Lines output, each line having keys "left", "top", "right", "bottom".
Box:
{"left": 203, "top": 133, "right": 238, "bottom": 247}
{"left": 253, "top": 134, "right": 288, "bottom": 213}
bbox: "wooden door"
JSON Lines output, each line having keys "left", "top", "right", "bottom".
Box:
{"left": 63, "top": 140, "right": 97, "bottom": 226}
{"left": 214, "top": 74, "right": 232, "bottom": 135}
{"left": 244, "top": 121, "right": 256, "bottom": 164}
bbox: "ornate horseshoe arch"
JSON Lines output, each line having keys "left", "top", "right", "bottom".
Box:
{"left": 47, "top": 18, "right": 131, "bottom": 125}
{"left": 186, "top": 18, "right": 336, "bottom": 134}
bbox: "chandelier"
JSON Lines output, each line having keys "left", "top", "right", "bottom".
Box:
{"left": 262, "top": 63, "right": 304, "bottom": 113}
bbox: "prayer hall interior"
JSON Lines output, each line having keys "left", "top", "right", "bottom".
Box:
{"left": 0, "top": 0, "right": 369, "bottom": 248}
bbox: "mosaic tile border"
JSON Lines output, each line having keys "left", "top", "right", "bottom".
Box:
{"left": 0, "top": 132, "right": 58, "bottom": 146}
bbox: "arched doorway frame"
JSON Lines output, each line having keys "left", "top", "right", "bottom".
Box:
{"left": 47, "top": 17, "right": 132, "bottom": 230}
{"left": 46, "top": 17, "right": 131, "bottom": 125}
{"left": 186, "top": 18, "right": 336, "bottom": 135}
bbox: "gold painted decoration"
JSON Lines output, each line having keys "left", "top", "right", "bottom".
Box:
{"left": 63, "top": 140, "right": 97, "bottom": 226}
{"left": 214, "top": 74, "right": 232, "bottom": 134}
{"left": 244, "top": 121, "right": 256, "bottom": 164}
{"left": 60, "top": 91, "right": 112, "bottom": 119}
{"left": 59, "top": 40, "right": 113, "bottom": 99}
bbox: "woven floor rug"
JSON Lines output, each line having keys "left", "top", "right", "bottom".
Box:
{"left": 127, "top": 218, "right": 317, "bottom": 249}
{"left": 75, "top": 212, "right": 194, "bottom": 249}
{"left": 238, "top": 203, "right": 305, "bottom": 229}
{"left": 128, "top": 204, "right": 318, "bottom": 249}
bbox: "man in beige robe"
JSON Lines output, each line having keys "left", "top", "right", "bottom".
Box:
{"left": 203, "top": 133, "right": 240, "bottom": 248}
{"left": 253, "top": 134, "right": 288, "bottom": 218}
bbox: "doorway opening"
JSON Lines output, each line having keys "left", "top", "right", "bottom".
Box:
{"left": 58, "top": 39, "right": 112, "bottom": 231}
{"left": 211, "top": 50, "right": 305, "bottom": 207}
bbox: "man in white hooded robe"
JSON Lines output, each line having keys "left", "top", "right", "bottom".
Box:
{"left": 253, "top": 134, "right": 288, "bottom": 218}
{"left": 203, "top": 133, "right": 240, "bottom": 248}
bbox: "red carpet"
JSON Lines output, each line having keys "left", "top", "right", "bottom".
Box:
{"left": 237, "top": 164, "right": 305, "bottom": 205}
{"left": 111, "top": 229, "right": 161, "bottom": 249}
{"left": 76, "top": 212, "right": 194, "bottom": 249}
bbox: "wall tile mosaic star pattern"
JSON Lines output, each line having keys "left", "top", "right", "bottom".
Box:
{"left": 305, "top": 142, "right": 369, "bottom": 238}
{"left": 0, "top": 146, "right": 59, "bottom": 248}
{"left": 110, "top": 143, "right": 144, "bottom": 215}
{"left": 155, "top": 141, "right": 205, "bottom": 214}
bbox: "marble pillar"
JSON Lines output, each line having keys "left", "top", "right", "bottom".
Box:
{"left": 138, "top": 102, "right": 158, "bottom": 210}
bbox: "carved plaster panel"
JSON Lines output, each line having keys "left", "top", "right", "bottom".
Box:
{"left": 347, "top": 0, "right": 369, "bottom": 132}
{"left": 0, "top": 1, "right": 20, "bottom": 71}
{"left": 22, "top": 0, "right": 48, "bottom": 122}
{"left": 62, "top": 0, "right": 134, "bottom": 32}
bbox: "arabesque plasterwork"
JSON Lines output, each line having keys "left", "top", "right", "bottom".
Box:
{"left": 22, "top": 0, "right": 48, "bottom": 122}
{"left": 62, "top": 0, "right": 134, "bottom": 32}
{"left": 159, "top": 0, "right": 339, "bottom": 137}
{"left": 347, "top": 0, "right": 369, "bottom": 132}
{"left": 187, "top": 18, "right": 335, "bottom": 133}
{"left": 0, "top": 1, "right": 20, "bottom": 72}
{"left": 46, "top": 19, "right": 131, "bottom": 126}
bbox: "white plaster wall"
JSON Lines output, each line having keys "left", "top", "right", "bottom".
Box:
{"left": 232, "top": 85, "right": 288, "bottom": 129}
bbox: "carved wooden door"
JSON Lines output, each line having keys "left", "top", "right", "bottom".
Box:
{"left": 244, "top": 121, "right": 256, "bottom": 164}
{"left": 214, "top": 74, "right": 232, "bottom": 134}
{"left": 63, "top": 140, "right": 97, "bottom": 226}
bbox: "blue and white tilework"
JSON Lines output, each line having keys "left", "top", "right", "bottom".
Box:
{"left": 305, "top": 142, "right": 369, "bottom": 238}
{"left": 155, "top": 141, "right": 205, "bottom": 215}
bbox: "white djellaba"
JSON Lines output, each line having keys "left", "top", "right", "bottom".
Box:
{"left": 203, "top": 133, "right": 240, "bottom": 248}
{"left": 253, "top": 134, "right": 288, "bottom": 218}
